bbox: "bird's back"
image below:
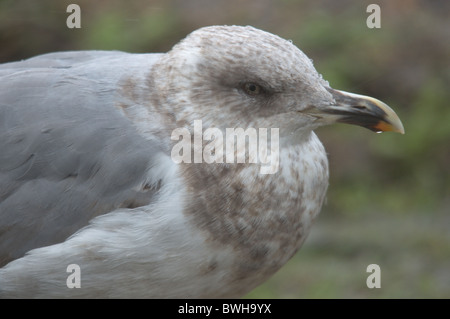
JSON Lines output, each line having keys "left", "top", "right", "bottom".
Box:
{"left": 0, "top": 51, "right": 164, "bottom": 266}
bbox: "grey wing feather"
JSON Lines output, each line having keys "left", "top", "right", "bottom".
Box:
{"left": 0, "top": 50, "right": 129, "bottom": 70}
{"left": 0, "top": 51, "right": 164, "bottom": 266}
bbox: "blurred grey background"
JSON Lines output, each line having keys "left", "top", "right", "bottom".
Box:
{"left": 0, "top": 0, "right": 449, "bottom": 298}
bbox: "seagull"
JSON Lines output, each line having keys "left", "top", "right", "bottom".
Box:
{"left": 0, "top": 25, "right": 404, "bottom": 298}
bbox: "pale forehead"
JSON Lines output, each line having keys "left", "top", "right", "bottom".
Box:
{"left": 183, "top": 25, "right": 301, "bottom": 59}
{"left": 175, "top": 25, "right": 319, "bottom": 85}
{"left": 190, "top": 26, "right": 291, "bottom": 47}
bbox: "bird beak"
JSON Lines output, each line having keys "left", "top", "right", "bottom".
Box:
{"left": 317, "top": 88, "right": 405, "bottom": 134}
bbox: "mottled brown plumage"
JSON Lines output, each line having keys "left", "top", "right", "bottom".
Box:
{"left": 0, "top": 26, "right": 403, "bottom": 298}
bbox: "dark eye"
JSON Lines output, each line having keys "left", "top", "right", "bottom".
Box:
{"left": 243, "top": 82, "right": 262, "bottom": 96}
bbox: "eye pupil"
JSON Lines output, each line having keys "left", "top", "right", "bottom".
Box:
{"left": 243, "top": 82, "right": 261, "bottom": 96}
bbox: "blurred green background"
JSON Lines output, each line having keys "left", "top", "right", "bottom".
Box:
{"left": 1, "top": 0, "right": 448, "bottom": 298}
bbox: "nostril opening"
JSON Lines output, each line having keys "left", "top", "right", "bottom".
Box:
{"left": 353, "top": 105, "right": 367, "bottom": 110}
